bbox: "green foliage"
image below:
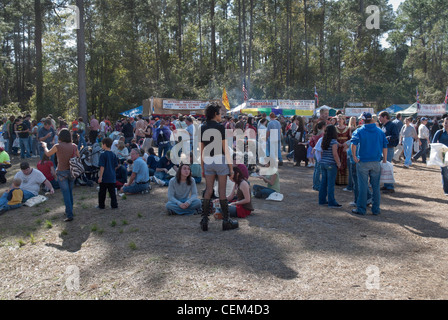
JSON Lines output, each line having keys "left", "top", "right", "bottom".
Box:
{"left": 1, "top": 0, "right": 448, "bottom": 118}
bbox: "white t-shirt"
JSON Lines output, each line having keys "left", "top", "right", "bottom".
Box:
{"left": 15, "top": 168, "right": 47, "bottom": 196}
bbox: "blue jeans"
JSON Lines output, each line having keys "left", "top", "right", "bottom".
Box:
{"left": 252, "top": 185, "right": 276, "bottom": 199}
{"left": 122, "top": 182, "right": 149, "bottom": 194}
{"left": 347, "top": 159, "right": 353, "bottom": 191}
{"left": 155, "top": 171, "right": 171, "bottom": 186}
{"left": 19, "top": 137, "right": 31, "bottom": 158}
{"left": 356, "top": 162, "right": 381, "bottom": 215}
{"left": 57, "top": 170, "right": 75, "bottom": 219}
{"left": 267, "top": 139, "right": 283, "bottom": 162}
{"left": 413, "top": 139, "right": 428, "bottom": 162}
{"left": 0, "top": 189, "right": 35, "bottom": 211}
{"left": 319, "top": 163, "right": 339, "bottom": 206}
{"left": 383, "top": 147, "right": 395, "bottom": 190}
{"left": 158, "top": 142, "right": 170, "bottom": 158}
{"left": 313, "top": 159, "right": 322, "bottom": 191}
{"left": 441, "top": 167, "right": 448, "bottom": 194}
{"left": 166, "top": 198, "right": 202, "bottom": 215}
{"left": 351, "top": 161, "right": 372, "bottom": 204}
{"left": 403, "top": 137, "right": 414, "bottom": 166}
{"left": 78, "top": 132, "right": 87, "bottom": 150}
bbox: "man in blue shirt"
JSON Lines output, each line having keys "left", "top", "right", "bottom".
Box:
{"left": 97, "top": 137, "right": 118, "bottom": 209}
{"left": 37, "top": 119, "right": 56, "bottom": 160}
{"left": 266, "top": 112, "right": 283, "bottom": 166}
{"left": 432, "top": 117, "right": 448, "bottom": 195}
{"left": 351, "top": 112, "right": 388, "bottom": 215}
{"left": 379, "top": 111, "right": 399, "bottom": 193}
{"left": 120, "top": 148, "right": 150, "bottom": 195}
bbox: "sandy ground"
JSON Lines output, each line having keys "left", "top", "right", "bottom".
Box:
{"left": 1, "top": 153, "right": 448, "bottom": 300}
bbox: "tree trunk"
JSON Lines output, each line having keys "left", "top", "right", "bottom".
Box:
{"left": 34, "top": 0, "right": 43, "bottom": 118}
{"left": 76, "top": 0, "right": 88, "bottom": 122}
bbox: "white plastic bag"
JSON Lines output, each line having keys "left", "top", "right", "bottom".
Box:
{"left": 427, "top": 143, "right": 448, "bottom": 168}
{"left": 380, "top": 162, "right": 395, "bottom": 184}
{"left": 393, "top": 145, "right": 403, "bottom": 161}
{"left": 23, "top": 195, "right": 48, "bottom": 207}
{"left": 266, "top": 192, "right": 283, "bottom": 202}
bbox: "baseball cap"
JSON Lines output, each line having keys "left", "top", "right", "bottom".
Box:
{"left": 359, "top": 112, "right": 372, "bottom": 120}
{"left": 421, "top": 117, "right": 428, "bottom": 121}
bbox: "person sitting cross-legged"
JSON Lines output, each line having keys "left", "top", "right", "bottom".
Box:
{"left": 165, "top": 163, "right": 202, "bottom": 215}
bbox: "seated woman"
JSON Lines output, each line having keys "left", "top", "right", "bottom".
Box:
{"left": 165, "top": 163, "right": 202, "bottom": 215}
{"left": 252, "top": 164, "right": 280, "bottom": 199}
{"left": 0, "top": 147, "right": 11, "bottom": 184}
{"left": 114, "top": 140, "right": 129, "bottom": 164}
{"left": 215, "top": 166, "right": 253, "bottom": 219}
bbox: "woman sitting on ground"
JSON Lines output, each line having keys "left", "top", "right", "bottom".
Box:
{"left": 215, "top": 166, "right": 253, "bottom": 219}
{"left": 165, "top": 163, "right": 202, "bottom": 215}
{"left": 252, "top": 161, "right": 280, "bottom": 199}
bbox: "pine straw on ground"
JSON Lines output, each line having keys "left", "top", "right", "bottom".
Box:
{"left": 1, "top": 155, "right": 448, "bottom": 300}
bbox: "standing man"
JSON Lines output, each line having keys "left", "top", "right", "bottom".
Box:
{"left": 89, "top": 115, "right": 100, "bottom": 144}
{"left": 392, "top": 112, "right": 404, "bottom": 161}
{"left": 432, "top": 117, "right": 448, "bottom": 195}
{"left": 351, "top": 112, "right": 388, "bottom": 215}
{"left": 266, "top": 112, "right": 283, "bottom": 166}
{"left": 413, "top": 117, "right": 430, "bottom": 164}
{"left": 379, "top": 111, "right": 399, "bottom": 193}
{"left": 135, "top": 114, "right": 147, "bottom": 144}
{"left": 17, "top": 117, "right": 31, "bottom": 159}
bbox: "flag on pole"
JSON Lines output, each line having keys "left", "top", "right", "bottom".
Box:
{"left": 416, "top": 87, "right": 420, "bottom": 110}
{"left": 314, "top": 86, "right": 319, "bottom": 107}
{"left": 444, "top": 87, "right": 448, "bottom": 105}
{"left": 242, "top": 80, "right": 248, "bottom": 102}
{"left": 222, "top": 87, "right": 231, "bottom": 111}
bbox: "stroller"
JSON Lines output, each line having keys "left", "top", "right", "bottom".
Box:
{"left": 78, "top": 143, "right": 103, "bottom": 186}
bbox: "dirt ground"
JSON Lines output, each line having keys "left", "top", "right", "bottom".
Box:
{"left": 1, "top": 153, "right": 448, "bottom": 301}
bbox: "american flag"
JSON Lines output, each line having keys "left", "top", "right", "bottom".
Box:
{"left": 314, "top": 86, "right": 319, "bottom": 107}
{"left": 444, "top": 87, "right": 448, "bottom": 105}
{"left": 416, "top": 87, "right": 420, "bottom": 110}
{"left": 243, "top": 80, "right": 248, "bottom": 101}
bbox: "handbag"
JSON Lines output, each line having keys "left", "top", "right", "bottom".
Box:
{"left": 69, "top": 144, "right": 85, "bottom": 179}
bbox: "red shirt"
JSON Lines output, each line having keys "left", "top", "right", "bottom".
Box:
{"left": 37, "top": 160, "right": 54, "bottom": 181}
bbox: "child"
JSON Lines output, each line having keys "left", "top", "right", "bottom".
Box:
{"left": 37, "top": 154, "right": 59, "bottom": 190}
{"left": 318, "top": 125, "right": 342, "bottom": 208}
{"left": 7, "top": 178, "right": 24, "bottom": 210}
{"left": 97, "top": 137, "right": 118, "bottom": 209}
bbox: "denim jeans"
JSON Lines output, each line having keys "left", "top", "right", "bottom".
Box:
{"left": 351, "top": 161, "right": 372, "bottom": 204}
{"left": 19, "top": 137, "right": 31, "bottom": 159}
{"left": 347, "top": 159, "right": 353, "bottom": 191}
{"left": 57, "top": 170, "right": 75, "bottom": 219}
{"left": 166, "top": 198, "right": 202, "bottom": 215}
{"left": 356, "top": 161, "right": 381, "bottom": 215}
{"left": 441, "top": 167, "right": 448, "bottom": 194}
{"left": 267, "top": 139, "right": 283, "bottom": 162}
{"left": 313, "top": 159, "right": 322, "bottom": 191}
{"left": 158, "top": 142, "right": 171, "bottom": 158}
{"left": 403, "top": 137, "right": 414, "bottom": 166}
{"left": 122, "top": 182, "right": 149, "bottom": 194}
{"left": 252, "top": 184, "right": 276, "bottom": 199}
{"left": 0, "top": 189, "right": 35, "bottom": 211}
{"left": 319, "top": 163, "right": 338, "bottom": 206}
{"left": 413, "top": 139, "right": 428, "bottom": 162}
{"left": 383, "top": 147, "right": 395, "bottom": 190}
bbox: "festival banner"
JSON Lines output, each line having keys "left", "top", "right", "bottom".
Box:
{"left": 245, "top": 100, "right": 278, "bottom": 108}
{"left": 417, "top": 104, "right": 446, "bottom": 116}
{"left": 344, "top": 107, "right": 374, "bottom": 117}
{"left": 278, "top": 100, "right": 315, "bottom": 115}
{"left": 162, "top": 100, "right": 210, "bottom": 110}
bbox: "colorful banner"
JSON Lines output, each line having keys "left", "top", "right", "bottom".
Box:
{"left": 344, "top": 107, "right": 374, "bottom": 117}
{"left": 163, "top": 100, "right": 210, "bottom": 110}
{"left": 245, "top": 100, "right": 278, "bottom": 108}
{"left": 417, "top": 104, "right": 446, "bottom": 116}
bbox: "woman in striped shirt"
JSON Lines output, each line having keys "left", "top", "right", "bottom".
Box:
{"left": 318, "top": 125, "right": 342, "bottom": 208}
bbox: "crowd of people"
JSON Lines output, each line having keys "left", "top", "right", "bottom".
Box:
{"left": 1, "top": 106, "right": 448, "bottom": 226}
